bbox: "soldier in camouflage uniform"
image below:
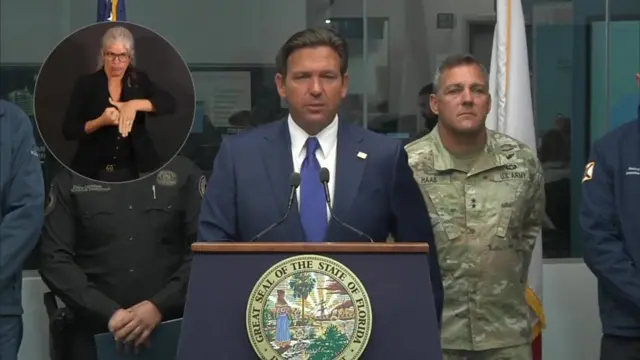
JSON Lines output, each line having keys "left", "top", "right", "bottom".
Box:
{"left": 406, "top": 54, "right": 545, "bottom": 360}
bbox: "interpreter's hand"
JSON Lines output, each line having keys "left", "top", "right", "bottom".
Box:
{"left": 636, "top": 73, "right": 639, "bottom": 87}
{"left": 125, "top": 300, "right": 162, "bottom": 348}
{"left": 101, "top": 107, "right": 120, "bottom": 126}
{"left": 109, "top": 98, "right": 137, "bottom": 137}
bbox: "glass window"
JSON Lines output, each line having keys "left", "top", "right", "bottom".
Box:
{"left": 531, "top": 1, "right": 576, "bottom": 258}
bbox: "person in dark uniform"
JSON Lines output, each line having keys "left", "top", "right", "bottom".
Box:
{"left": 580, "top": 96, "right": 640, "bottom": 359}
{"left": 410, "top": 83, "right": 438, "bottom": 141}
{"left": 62, "top": 25, "right": 176, "bottom": 182}
{"left": 38, "top": 155, "right": 205, "bottom": 360}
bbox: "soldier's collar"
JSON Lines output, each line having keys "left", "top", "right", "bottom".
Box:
{"left": 430, "top": 126, "right": 508, "bottom": 174}
{"left": 429, "top": 127, "right": 456, "bottom": 171}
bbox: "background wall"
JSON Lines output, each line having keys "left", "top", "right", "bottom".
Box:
{"left": 590, "top": 20, "right": 640, "bottom": 140}
{"left": 0, "top": 0, "right": 307, "bottom": 64}
{"left": 317, "top": 0, "right": 497, "bottom": 116}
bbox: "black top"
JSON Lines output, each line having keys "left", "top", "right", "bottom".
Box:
{"left": 62, "top": 67, "right": 176, "bottom": 180}
{"left": 38, "top": 155, "right": 205, "bottom": 331}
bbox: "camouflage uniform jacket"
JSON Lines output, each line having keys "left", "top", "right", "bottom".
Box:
{"left": 406, "top": 126, "right": 545, "bottom": 351}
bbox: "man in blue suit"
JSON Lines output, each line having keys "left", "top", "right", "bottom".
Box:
{"left": 197, "top": 27, "right": 443, "bottom": 319}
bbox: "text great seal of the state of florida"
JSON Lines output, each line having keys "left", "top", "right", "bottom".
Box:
{"left": 246, "top": 255, "right": 373, "bottom": 360}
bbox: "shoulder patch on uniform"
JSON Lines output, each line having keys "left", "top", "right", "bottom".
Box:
{"left": 582, "top": 162, "right": 595, "bottom": 183}
{"left": 157, "top": 170, "right": 178, "bottom": 186}
{"left": 198, "top": 175, "right": 207, "bottom": 197}
{"left": 44, "top": 191, "right": 56, "bottom": 216}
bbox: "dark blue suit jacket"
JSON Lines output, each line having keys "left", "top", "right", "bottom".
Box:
{"left": 0, "top": 100, "right": 44, "bottom": 315}
{"left": 198, "top": 118, "right": 443, "bottom": 320}
{"left": 581, "top": 118, "right": 640, "bottom": 336}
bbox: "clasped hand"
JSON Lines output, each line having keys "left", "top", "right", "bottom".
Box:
{"left": 106, "top": 98, "right": 138, "bottom": 137}
{"left": 108, "top": 300, "right": 162, "bottom": 352}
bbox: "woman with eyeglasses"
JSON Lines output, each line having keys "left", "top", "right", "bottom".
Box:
{"left": 62, "top": 25, "right": 176, "bottom": 182}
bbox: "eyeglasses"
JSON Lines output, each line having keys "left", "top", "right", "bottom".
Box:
{"left": 104, "top": 51, "right": 130, "bottom": 62}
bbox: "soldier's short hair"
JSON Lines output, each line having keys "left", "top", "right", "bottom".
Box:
{"left": 432, "top": 54, "right": 488, "bottom": 93}
{"left": 276, "top": 27, "right": 349, "bottom": 78}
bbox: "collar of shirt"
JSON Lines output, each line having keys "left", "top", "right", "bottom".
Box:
{"left": 288, "top": 114, "right": 339, "bottom": 160}
{"left": 426, "top": 124, "right": 509, "bottom": 174}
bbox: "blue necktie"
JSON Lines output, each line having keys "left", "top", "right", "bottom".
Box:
{"left": 299, "top": 137, "right": 327, "bottom": 242}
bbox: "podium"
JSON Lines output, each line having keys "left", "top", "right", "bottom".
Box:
{"left": 177, "top": 243, "right": 442, "bottom": 360}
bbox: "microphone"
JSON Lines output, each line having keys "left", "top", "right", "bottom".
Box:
{"left": 250, "top": 172, "right": 301, "bottom": 242}
{"left": 319, "top": 168, "right": 374, "bottom": 242}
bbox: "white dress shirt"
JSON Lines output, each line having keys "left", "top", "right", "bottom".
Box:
{"left": 288, "top": 114, "right": 338, "bottom": 221}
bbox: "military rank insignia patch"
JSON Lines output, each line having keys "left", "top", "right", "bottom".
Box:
{"left": 582, "top": 162, "right": 595, "bottom": 183}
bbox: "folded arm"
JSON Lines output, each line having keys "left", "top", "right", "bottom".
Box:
{"left": 62, "top": 77, "right": 89, "bottom": 140}
{"left": 62, "top": 77, "right": 107, "bottom": 139}
{"left": 138, "top": 72, "right": 176, "bottom": 116}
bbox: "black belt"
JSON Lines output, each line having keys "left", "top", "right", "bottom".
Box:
{"left": 97, "top": 165, "right": 137, "bottom": 182}
{"left": 101, "top": 163, "right": 132, "bottom": 172}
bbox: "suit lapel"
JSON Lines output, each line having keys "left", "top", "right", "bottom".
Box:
{"left": 328, "top": 122, "right": 366, "bottom": 239}
{"left": 261, "top": 120, "right": 303, "bottom": 240}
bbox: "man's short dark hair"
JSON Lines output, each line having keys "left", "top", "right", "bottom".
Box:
{"left": 275, "top": 27, "right": 349, "bottom": 78}
{"left": 433, "top": 54, "right": 488, "bottom": 93}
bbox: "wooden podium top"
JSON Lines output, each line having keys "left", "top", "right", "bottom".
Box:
{"left": 191, "top": 242, "right": 429, "bottom": 253}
